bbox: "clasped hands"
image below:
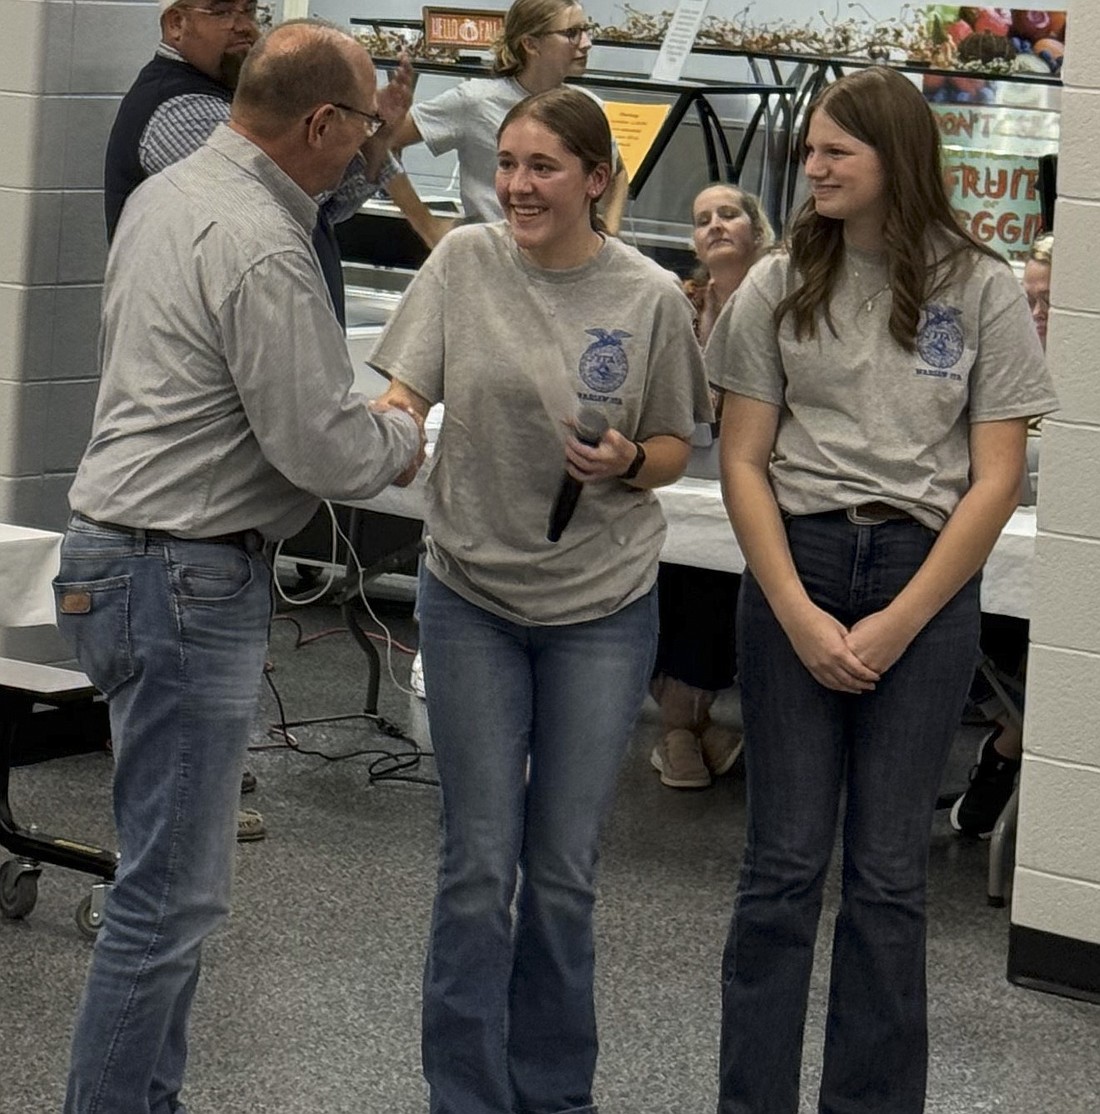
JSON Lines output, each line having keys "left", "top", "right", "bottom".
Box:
{"left": 784, "top": 602, "right": 918, "bottom": 694}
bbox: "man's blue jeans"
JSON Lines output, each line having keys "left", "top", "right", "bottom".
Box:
{"left": 719, "top": 511, "right": 980, "bottom": 1114}
{"left": 54, "top": 514, "right": 272, "bottom": 1114}
{"left": 417, "top": 570, "right": 658, "bottom": 1114}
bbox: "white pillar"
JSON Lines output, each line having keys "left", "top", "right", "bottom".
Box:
{"left": 1010, "top": 0, "right": 1100, "bottom": 994}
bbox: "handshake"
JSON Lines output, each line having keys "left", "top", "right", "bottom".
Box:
{"left": 369, "top": 389, "right": 428, "bottom": 489}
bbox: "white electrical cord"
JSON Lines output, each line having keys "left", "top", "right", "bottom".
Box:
{"left": 271, "top": 499, "right": 418, "bottom": 698}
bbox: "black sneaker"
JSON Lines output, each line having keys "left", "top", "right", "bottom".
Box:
{"left": 949, "top": 728, "right": 1020, "bottom": 839}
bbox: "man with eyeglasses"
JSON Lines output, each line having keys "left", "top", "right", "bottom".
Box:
{"left": 105, "top": 1, "right": 411, "bottom": 312}
{"left": 103, "top": 0, "right": 422, "bottom": 843}
{"left": 104, "top": 0, "right": 263, "bottom": 242}
{"left": 60, "top": 22, "right": 425, "bottom": 1114}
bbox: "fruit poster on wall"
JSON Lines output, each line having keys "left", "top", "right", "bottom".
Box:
{"left": 941, "top": 148, "right": 1047, "bottom": 258}
{"left": 922, "top": 7, "right": 1063, "bottom": 259}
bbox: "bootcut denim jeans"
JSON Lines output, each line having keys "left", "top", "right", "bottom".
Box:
{"left": 417, "top": 569, "right": 658, "bottom": 1114}
{"left": 719, "top": 510, "right": 980, "bottom": 1114}
{"left": 54, "top": 513, "right": 272, "bottom": 1114}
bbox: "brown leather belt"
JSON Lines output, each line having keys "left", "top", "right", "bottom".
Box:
{"left": 72, "top": 513, "right": 267, "bottom": 553}
{"left": 846, "top": 502, "right": 914, "bottom": 525}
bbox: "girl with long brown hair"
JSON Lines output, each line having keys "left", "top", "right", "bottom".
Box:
{"left": 709, "top": 66, "right": 1056, "bottom": 1113}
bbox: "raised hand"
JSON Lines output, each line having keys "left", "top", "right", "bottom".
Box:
{"left": 377, "top": 53, "right": 414, "bottom": 126}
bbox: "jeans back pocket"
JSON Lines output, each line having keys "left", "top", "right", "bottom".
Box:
{"left": 53, "top": 575, "right": 136, "bottom": 697}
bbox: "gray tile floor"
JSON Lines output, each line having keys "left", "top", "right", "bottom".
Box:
{"left": 2, "top": 597, "right": 1099, "bottom": 1113}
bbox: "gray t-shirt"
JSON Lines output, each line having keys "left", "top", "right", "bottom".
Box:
{"left": 706, "top": 246, "right": 1058, "bottom": 529}
{"left": 411, "top": 77, "right": 616, "bottom": 223}
{"left": 370, "top": 223, "right": 712, "bottom": 624}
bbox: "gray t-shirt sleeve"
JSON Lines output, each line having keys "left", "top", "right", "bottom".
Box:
{"left": 705, "top": 253, "right": 787, "bottom": 406}
{"left": 638, "top": 284, "right": 714, "bottom": 440}
{"left": 967, "top": 263, "right": 1058, "bottom": 423}
{"left": 410, "top": 84, "right": 470, "bottom": 157}
{"left": 368, "top": 243, "right": 449, "bottom": 404}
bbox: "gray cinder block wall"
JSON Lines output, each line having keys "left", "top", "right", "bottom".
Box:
{"left": 0, "top": 0, "right": 158, "bottom": 658}
{"left": 0, "top": 0, "right": 159, "bottom": 531}
{"left": 1013, "top": 0, "right": 1100, "bottom": 961}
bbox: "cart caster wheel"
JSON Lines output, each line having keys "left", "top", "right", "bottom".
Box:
{"left": 75, "top": 894, "right": 103, "bottom": 939}
{"left": 0, "top": 860, "right": 40, "bottom": 920}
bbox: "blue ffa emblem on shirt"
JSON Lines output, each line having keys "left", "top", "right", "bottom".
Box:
{"left": 916, "top": 304, "right": 964, "bottom": 369}
{"left": 578, "top": 328, "right": 632, "bottom": 393}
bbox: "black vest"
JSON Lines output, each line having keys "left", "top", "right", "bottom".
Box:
{"left": 103, "top": 54, "right": 346, "bottom": 326}
{"left": 104, "top": 54, "right": 230, "bottom": 243}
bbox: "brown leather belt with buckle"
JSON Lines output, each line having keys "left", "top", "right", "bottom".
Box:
{"left": 846, "top": 501, "right": 914, "bottom": 525}
{"left": 73, "top": 513, "right": 266, "bottom": 552}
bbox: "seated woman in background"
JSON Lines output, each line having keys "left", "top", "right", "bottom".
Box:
{"left": 650, "top": 182, "right": 774, "bottom": 789}
{"left": 371, "top": 86, "right": 710, "bottom": 1114}
{"left": 950, "top": 230, "right": 1054, "bottom": 838}
{"left": 387, "top": 0, "right": 627, "bottom": 244}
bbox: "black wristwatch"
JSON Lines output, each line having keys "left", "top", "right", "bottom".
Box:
{"left": 621, "top": 440, "right": 646, "bottom": 481}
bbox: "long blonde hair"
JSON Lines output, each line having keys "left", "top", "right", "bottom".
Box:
{"left": 1028, "top": 232, "right": 1053, "bottom": 265}
{"left": 491, "top": 0, "right": 577, "bottom": 77}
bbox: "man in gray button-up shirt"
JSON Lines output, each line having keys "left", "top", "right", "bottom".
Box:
{"left": 56, "top": 23, "right": 423, "bottom": 1114}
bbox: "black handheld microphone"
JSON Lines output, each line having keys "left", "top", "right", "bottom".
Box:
{"left": 547, "top": 406, "right": 609, "bottom": 543}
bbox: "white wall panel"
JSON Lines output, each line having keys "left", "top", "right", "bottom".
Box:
{"left": 1026, "top": 645, "right": 1100, "bottom": 767}
{"left": 0, "top": 0, "right": 75, "bottom": 96}
{"left": 0, "top": 380, "right": 47, "bottom": 473}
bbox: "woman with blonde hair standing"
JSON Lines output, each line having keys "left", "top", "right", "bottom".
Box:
{"left": 709, "top": 67, "right": 1056, "bottom": 1113}
{"left": 389, "top": 0, "right": 627, "bottom": 242}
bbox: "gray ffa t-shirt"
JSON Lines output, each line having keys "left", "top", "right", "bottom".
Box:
{"left": 370, "top": 223, "right": 713, "bottom": 625}
{"left": 411, "top": 77, "right": 617, "bottom": 224}
{"left": 706, "top": 246, "right": 1058, "bottom": 529}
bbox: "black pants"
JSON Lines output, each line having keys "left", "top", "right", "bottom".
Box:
{"left": 653, "top": 563, "right": 739, "bottom": 691}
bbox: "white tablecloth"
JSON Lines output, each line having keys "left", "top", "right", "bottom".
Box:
{"left": 356, "top": 461, "right": 1038, "bottom": 620}
{"left": 0, "top": 523, "right": 63, "bottom": 627}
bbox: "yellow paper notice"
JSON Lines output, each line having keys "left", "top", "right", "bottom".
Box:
{"left": 602, "top": 101, "right": 673, "bottom": 183}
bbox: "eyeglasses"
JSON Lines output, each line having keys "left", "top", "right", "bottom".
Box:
{"left": 304, "top": 103, "right": 386, "bottom": 138}
{"left": 333, "top": 103, "right": 386, "bottom": 138}
{"left": 183, "top": 3, "right": 267, "bottom": 24}
{"left": 538, "top": 22, "right": 595, "bottom": 45}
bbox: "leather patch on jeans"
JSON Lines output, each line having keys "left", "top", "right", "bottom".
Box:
{"left": 58, "top": 591, "right": 92, "bottom": 614}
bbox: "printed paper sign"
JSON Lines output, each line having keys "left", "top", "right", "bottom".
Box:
{"left": 603, "top": 102, "right": 672, "bottom": 182}
{"left": 650, "top": 0, "right": 710, "bottom": 83}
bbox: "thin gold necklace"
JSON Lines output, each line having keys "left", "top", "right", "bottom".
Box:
{"left": 850, "top": 261, "right": 891, "bottom": 314}
{"left": 860, "top": 282, "right": 891, "bottom": 313}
